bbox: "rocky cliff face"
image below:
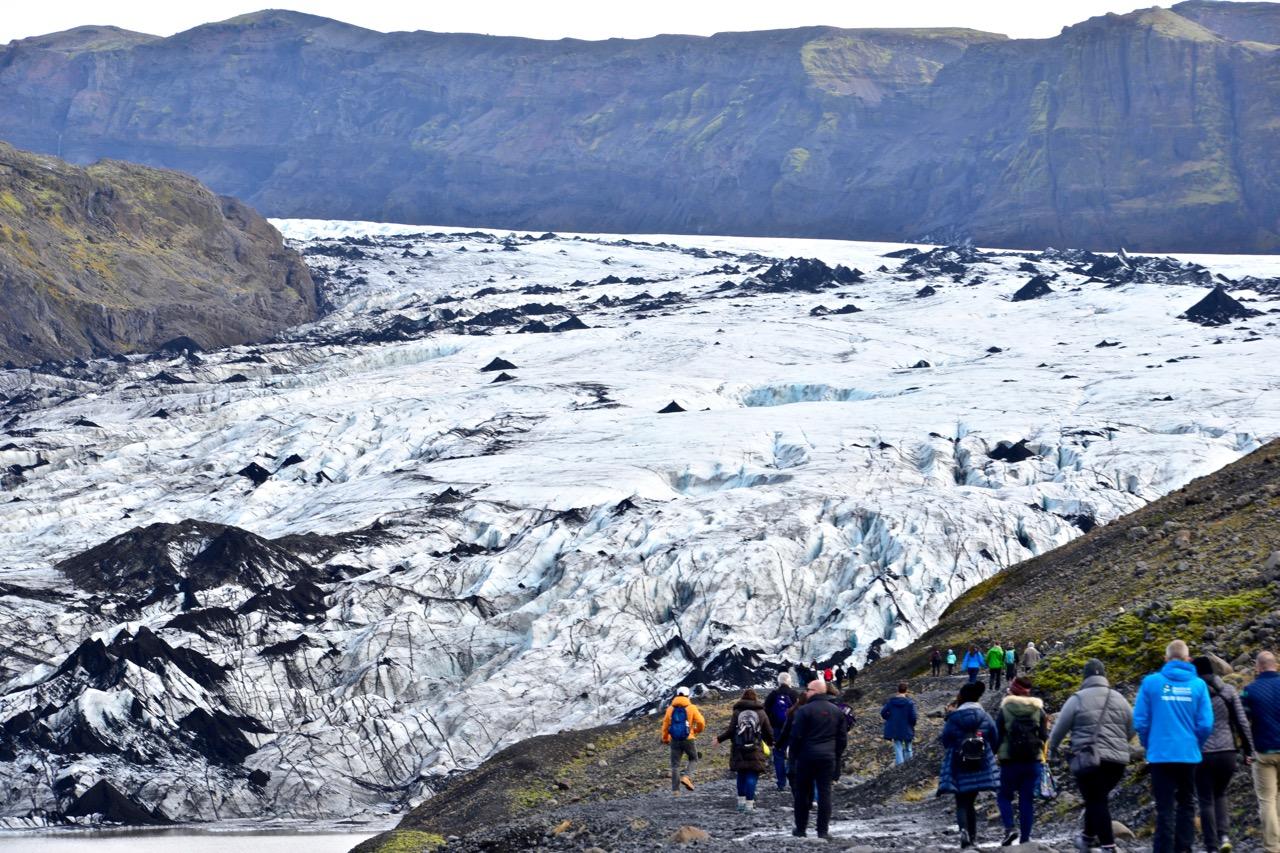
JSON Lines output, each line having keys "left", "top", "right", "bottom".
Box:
{"left": 0, "top": 141, "right": 316, "bottom": 366}
{"left": 1, "top": 5, "right": 1276, "bottom": 252}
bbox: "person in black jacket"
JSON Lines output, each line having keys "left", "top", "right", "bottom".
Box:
{"left": 789, "top": 678, "right": 849, "bottom": 839}
{"left": 763, "top": 673, "right": 799, "bottom": 791}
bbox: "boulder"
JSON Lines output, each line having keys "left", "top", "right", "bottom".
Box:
{"left": 671, "top": 826, "right": 710, "bottom": 844}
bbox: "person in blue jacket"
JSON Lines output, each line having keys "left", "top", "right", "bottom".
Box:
{"left": 1133, "top": 639, "right": 1214, "bottom": 853}
{"left": 881, "top": 681, "right": 919, "bottom": 764}
{"left": 1242, "top": 649, "right": 1280, "bottom": 853}
{"left": 962, "top": 646, "right": 984, "bottom": 684}
{"left": 937, "top": 681, "right": 999, "bottom": 849}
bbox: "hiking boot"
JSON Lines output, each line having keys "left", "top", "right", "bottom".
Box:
{"left": 792, "top": 828, "right": 807, "bottom": 838}
{"left": 1219, "top": 839, "right": 1233, "bottom": 853}
{"left": 1075, "top": 836, "right": 1096, "bottom": 853}
{"left": 959, "top": 829, "right": 972, "bottom": 849}
{"left": 744, "top": 800, "right": 755, "bottom": 812}
{"left": 1002, "top": 828, "right": 1018, "bottom": 846}
{"left": 680, "top": 775, "right": 695, "bottom": 791}
{"left": 672, "top": 788, "right": 680, "bottom": 798}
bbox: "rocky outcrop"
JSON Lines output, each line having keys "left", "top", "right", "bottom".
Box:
{"left": 0, "top": 141, "right": 316, "bottom": 366}
{"left": 2, "top": 6, "right": 1279, "bottom": 251}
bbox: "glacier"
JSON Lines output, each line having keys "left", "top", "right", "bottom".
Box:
{"left": 0, "top": 223, "right": 1278, "bottom": 827}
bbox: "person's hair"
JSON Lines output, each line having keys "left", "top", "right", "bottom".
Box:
{"left": 957, "top": 681, "right": 986, "bottom": 704}
{"left": 969, "top": 645, "right": 978, "bottom": 652}
{"left": 826, "top": 682, "right": 839, "bottom": 696}
{"left": 1258, "top": 650, "right": 1278, "bottom": 671}
{"left": 778, "top": 671, "right": 793, "bottom": 687}
{"left": 742, "top": 688, "right": 758, "bottom": 702}
{"left": 897, "top": 682, "right": 909, "bottom": 694}
{"left": 1166, "top": 639, "right": 1190, "bottom": 661}
{"left": 1193, "top": 656, "right": 1214, "bottom": 678}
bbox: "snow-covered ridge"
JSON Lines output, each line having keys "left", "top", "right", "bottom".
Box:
{"left": 1, "top": 223, "right": 1278, "bottom": 826}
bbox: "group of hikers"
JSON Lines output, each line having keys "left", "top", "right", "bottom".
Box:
{"left": 930, "top": 640, "right": 1046, "bottom": 689}
{"left": 660, "top": 642, "right": 1280, "bottom": 852}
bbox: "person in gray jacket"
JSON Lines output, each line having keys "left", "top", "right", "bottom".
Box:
{"left": 1049, "top": 659, "right": 1135, "bottom": 853}
{"left": 1194, "top": 656, "right": 1256, "bottom": 853}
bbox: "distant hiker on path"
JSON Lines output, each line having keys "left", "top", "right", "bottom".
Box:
{"left": 881, "top": 681, "right": 918, "bottom": 764}
{"left": 995, "top": 675, "right": 1049, "bottom": 846}
{"left": 764, "top": 673, "right": 799, "bottom": 791}
{"left": 1048, "top": 658, "right": 1134, "bottom": 853}
{"left": 1193, "top": 655, "right": 1255, "bottom": 853}
{"left": 987, "top": 643, "right": 1006, "bottom": 691}
{"left": 834, "top": 664, "right": 846, "bottom": 690}
{"left": 1243, "top": 649, "right": 1280, "bottom": 853}
{"left": 1004, "top": 643, "right": 1018, "bottom": 681}
{"left": 823, "top": 664, "right": 834, "bottom": 683}
{"left": 963, "top": 646, "right": 983, "bottom": 683}
{"left": 938, "top": 681, "right": 1000, "bottom": 850}
{"left": 1023, "top": 641, "right": 1042, "bottom": 670}
{"left": 947, "top": 648, "right": 957, "bottom": 676}
{"left": 931, "top": 648, "right": 943, "bottom": 677}
{"left": 1134, "top": 639, "right": 1214, "bottom": 853}
{"left": 789, "top": 679, "right": 849, "bottom": 840}
{"left": 716, "top": 688, "right": 774, "bottom": 813}
{"left": 661, "top": 686, "right": 706, "bottom": 795}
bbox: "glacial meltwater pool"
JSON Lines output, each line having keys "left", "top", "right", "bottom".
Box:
{"left": 0, "top": 830, "right": 379, "bottom": 852}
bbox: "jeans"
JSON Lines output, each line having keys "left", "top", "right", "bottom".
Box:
{"left": 997, "top": 761, "right": 1039, "bottom": 843}
{"left": 1075, "top": 760, "right": 1126, "bottom": 846}
{"left": 967, "top": 667, "right": 980, "bottom": 683}
{"left": 955, "top": 790, "right": 979, "bottom": 840}
{"left": 773, "top": 745, "right": 789, "bottom": 790}
{"left": 948, "top": 663, "right": 955, "bottom": 675}
{"left": 989, "top": 667, "right": 1004, "bottom": 690}
{"left": 670, "top": 739, "right": 697, "bottom": 791}
{"left": 893, "top": 740, "right": 913, "bottom": 764}
{"left": 736, "top": 770, "right": 759, "bottom": 801}
{"left": 1196, "top": 750, "right": 1237, "bottom": 851}
{"left": 1006, "top": 662, "right": 1017, "bottom": 681}
{"left": 1150, "top": 762, "right": 1197, "bottom": 853}
{"left": 1255, "top": 752, "right": 1280, "bottom": 853}
{"left": 932, "top": 660, "right": 941, "bottom": 676}
{"left": 793, "top": 757, "right": 836, "bottom": 836}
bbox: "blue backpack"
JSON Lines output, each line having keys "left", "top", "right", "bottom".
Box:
{"left": 669, "top": 705, "right": 690, "bottom": 740}
{"left": 769, "top": 691, "right": 795, "bottom": 728}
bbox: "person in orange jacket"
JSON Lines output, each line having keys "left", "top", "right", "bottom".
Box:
{"left": 661, "top": 686, "right": 707, "bottom": 795}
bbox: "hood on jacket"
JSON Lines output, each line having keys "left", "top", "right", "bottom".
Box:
{"left": 1203, "top": 673, "right": 1228, "bottom": 693}
{"left": 1001, "top": 694, "right": 1044, "bottom": 717}
{"left": 886, "top": 695, "right": 913, "bottom": 707}
{"left": 950, "top": 704, "right": 989, "bottom": 728}
{"left": 733, "top": 698, "right": 764, "bottom": 712}
{"left": 671, "top": 696, "right": 692, "bottom": 708}
{"left": 1081, "top": 674, "right": 1110, "bottom": 690}
{"left": 1161, "top": 659, "right": 1198, "bottom": 682}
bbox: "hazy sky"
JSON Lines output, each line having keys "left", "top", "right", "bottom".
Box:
{"left": 1, "top": 1, "right": 1182, "bottom": 44}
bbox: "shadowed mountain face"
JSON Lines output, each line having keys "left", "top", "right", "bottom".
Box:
{"left": 2, "top": 3, "right": 1278, "bottom": 252}
{"left": 0, "top": 141, "right": 316, "bottom": 366}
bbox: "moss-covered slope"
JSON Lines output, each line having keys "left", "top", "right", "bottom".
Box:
{"left": 0, "top": 141, "right": 315, "bottom": 366}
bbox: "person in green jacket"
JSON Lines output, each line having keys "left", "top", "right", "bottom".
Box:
{"left": 987, "top": 644, "right": 1006, "bottom": 691}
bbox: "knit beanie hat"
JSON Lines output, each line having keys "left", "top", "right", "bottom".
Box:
{"left": 1083, "top": 658, "right": 1106, "bottom": 678}
{"left": 1009, "top": 676, "right": 1033, "bottom": 696}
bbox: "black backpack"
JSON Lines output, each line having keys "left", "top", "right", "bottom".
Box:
{"left": 956, "top": 731, "right": 988, "bottom": 773}
{"left": 1006, "top": 713, "right": 1045, "bottom": 763}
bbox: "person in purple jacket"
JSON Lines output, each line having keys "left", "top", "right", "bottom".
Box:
{"left": 1133, "top": 639, "right": 1214, "bottom": 853}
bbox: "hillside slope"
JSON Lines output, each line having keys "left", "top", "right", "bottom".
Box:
{"left": 2, "top": 5, "right": 1280, "bottom": 250}
{"left": 360, "top": 437, "right": 1280, "bottom": 851}
{"left": 0, "top": 141, "right": 316, "bottom": 366}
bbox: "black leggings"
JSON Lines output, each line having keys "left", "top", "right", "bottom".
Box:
{"left": 1074, "top": 760, "right": 1126, "bottom": 846}
{"left": 1196, "top": 751, "right": 1238, "bottom": 851}
{"left": 955, "top": 791, "right": 979, "bottom": 839}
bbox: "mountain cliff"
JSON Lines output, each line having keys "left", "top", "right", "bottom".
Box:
{"left": 0, "top": 141, "right": 316, "bottom": 366}
{"left": 1, "top": 4, "right": 1278, "bottom": 252}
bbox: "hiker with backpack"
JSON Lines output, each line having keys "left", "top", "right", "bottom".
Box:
{"left": 1243, "top": 650, "right": 1280, "bottom": 853}
{"left": 1192, "top": 656, "right": 1256, "bottom": 853}
{"left": 881, "top": 681, "right": 918, "bottom": 764}
{"left": 1004, "top": 643, "right": 1018, "bottom": 681}
{"left": 931, "top": 648, "right": 943, "bottom": 677}
{"left": 789, "top": 679, "right": 849, "bottom": 839}
{"left": 823, "top": 664, "right": 835, "bottom": 684}
{"left": 995, "top": 675, "right": 1050, "bottom": 846}
{"left": 1134, "top": 639, "right": 1214, "bottom": 853}
{"left": 947, "top": 648, "right": 958, "bottom": 676}
{"left": 834, "top": 664, "right": 846, "bottom": 690}
{"left": 963, "top": 646, "right": 984, "bottom": 683}
{"left": 661, "top": 686, "right": 706, "bottom": 796}
{"left": 716, "top": 688, "right": 774, "bottom": 813}
{"left": 764, "top": 672, "right": 799, "bottom": 790}
{"left": 987, "top": 643, "right": 1007, "bottom": 691}
{"left": 1048, "top": 658, "right": 1135, "bottom": 853}
{"left": 938, "top": 681, "right": 1000, "bottom": 849}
